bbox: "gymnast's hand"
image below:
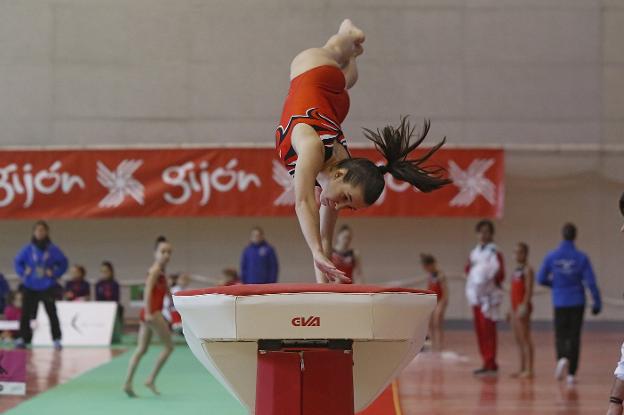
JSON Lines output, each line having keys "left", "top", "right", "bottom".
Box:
{"left": 313, "top": 252, "right": 350, "bottom": 283}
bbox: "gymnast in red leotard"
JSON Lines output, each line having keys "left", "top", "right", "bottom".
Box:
{"left": 275, "top": 19, "right": 452, "bottom": 284}
{"left": 420, "top": 254, "right": 448, "bottom": 352}
{"left": 331, "top": 224, "right": 362, "bottom": 284}
{"left": 123, "top": 236, "right": 174, "bottom": 397}
{"left": 509, "top": 242, "right": 535, "bottom": 379}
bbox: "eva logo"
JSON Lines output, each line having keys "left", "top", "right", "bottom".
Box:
{"left": 291, "top": 316, "right": 320, "bottom": 327}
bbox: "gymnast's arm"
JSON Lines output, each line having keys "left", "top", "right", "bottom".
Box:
{"left": 318, "top": 205, "right": 350, "bottom": 283}
{"left": 292, "top": 126, "right": 345, "bottom": 282}
{"left": 319, "top": 204, "right": 338, "bottom": 262}
{"left": 292, "top": 128, "right": 325, "bottom": 257}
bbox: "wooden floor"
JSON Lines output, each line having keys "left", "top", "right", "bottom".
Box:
{"left": 0, "top": 348, "right": 123, "bottom": 413}
{"left": 399, "top": 330, "right": 621, "bottom": 415}
{"left": 1, "top": 329, "right": 620, "bottom": 414}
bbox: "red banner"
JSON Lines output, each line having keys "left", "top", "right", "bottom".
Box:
{"left": 0, "top": 148, "right": 504, "bottom": 219}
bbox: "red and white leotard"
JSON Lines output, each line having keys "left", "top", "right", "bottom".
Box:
{"left": 275, "top": 65, "right": 350, "bottom": 176}
{"left": 427, "top": 271, "right": 444, "bottom": 299}
{"left": 510, "top": 265, "right": 532, "bottom": 314}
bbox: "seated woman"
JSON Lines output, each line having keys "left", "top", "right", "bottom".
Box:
{"left": 276, "top": 19, "right": 451, "bottom": 283}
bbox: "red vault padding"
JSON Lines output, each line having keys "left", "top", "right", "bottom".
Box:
{"left": 256, "top": 348, "right": 354, "bottom": 415}
{"left": 256, "top": 351, "right": 302, "bottom": 415}
{"left": 302, "top": 349, "right": 354, "bottom": 415}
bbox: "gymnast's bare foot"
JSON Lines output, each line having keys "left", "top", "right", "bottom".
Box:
{"left": 339, "top": 18, "right": 365, "bottom": 45}
{"left": 123, "top": 384, "right": 137, "bottom": 397}
{"left": 145, "top": 381, "right": 161, "bottom": 395}
{"left": 338, "top": 19, "right": 365, "bottom": 57}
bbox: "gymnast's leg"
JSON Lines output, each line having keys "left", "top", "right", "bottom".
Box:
{"left": 290, "top": 18, "right": 365, "bottom": 88}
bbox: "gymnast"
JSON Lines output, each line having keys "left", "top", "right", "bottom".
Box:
{"left": 275, "top": 19, "right": 451, "bottom": 283}
{"left": 123, "top": 236, "right": 174, "bottom": 397}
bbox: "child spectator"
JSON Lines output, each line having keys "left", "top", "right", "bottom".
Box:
{"left": 95, "top": 261, "right": 123, "bottom": 321}
{"left": 95, "top": 261, "right": 120, "bottom": 302}
{"left": 64, "top": 265, "right": 91, "bottom": 301}
{"left": 2, "top": 291, "right": 23, "bottom": 342}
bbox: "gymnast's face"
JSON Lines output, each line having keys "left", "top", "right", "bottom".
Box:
{"left": 421, "top": 261, "right": 436, "bottom": 274}
{"left": 100, "top": 265, "right": 113, "bottom": 280}
{"left": 477, "top": 225, "right": 493, "bottom": 245}
{"left": 320, "top": 170, "right": 367, "bottom": 211}
{"left": 515, "top": 245, "right": 528, "bottom": 264}
{"left": 155, "top": 242, "right": 173, "bottom": 266}
{"left": 335, "top": 229, "right": 353, "bottom": 247}
{"left": 70, "top": 266, "right": 85, "bottom": 281}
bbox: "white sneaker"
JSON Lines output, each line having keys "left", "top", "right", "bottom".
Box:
{"left": 566, "top": 375, "right": 576, "bottom": 385}
{"left": 555, "top": 357, "right": 569, "bottom": 381}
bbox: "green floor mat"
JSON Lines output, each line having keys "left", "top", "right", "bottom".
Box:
{"left": 6, "top": 347, "right": 247, "bottom": 415}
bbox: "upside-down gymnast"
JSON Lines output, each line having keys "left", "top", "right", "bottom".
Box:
{"left": 275, "top": 19, "right": 452, "bottom": 283}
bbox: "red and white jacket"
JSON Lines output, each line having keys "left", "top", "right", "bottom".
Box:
{"left": 465, "top": 242, "right": 505, "bottom": 320}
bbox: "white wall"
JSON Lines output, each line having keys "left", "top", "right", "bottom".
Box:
{"left": 0, "top": 0, "right": 623, "bottom": 320}
{"left": 0, "top": 0, "right": 621, "bottom": 147}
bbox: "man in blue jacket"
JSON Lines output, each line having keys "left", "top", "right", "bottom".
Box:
{"left": 537, "top": 222, "right": 602, "bottom": 385}
{"left": 240, "top": 227, "right": 279, "bottom": 284}
{"left": 14, "top": 220, "right": 68, "bottom": 349}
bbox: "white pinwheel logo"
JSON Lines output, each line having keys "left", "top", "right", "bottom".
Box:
{"left": 96, "top": 160, "right": 145, "bottom": 208}
{"left": 272, "top": 160, "right": 295, "bottom": 206}
{"left": 448, "top": 159, "right": 496, "bottom": 207}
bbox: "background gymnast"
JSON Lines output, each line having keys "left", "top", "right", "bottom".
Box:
{"left": 275, "top": 19, "right": 451, "bottom": 283}
{"left": 123, "top": 236, "right": 174, "bottom": 397}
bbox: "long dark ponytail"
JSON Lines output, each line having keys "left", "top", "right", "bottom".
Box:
{"left": 365, "top": 117, "right": 450, "bottom": 192}
{"left": 336, "top": 117, "right": 452, "bottom": 205}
